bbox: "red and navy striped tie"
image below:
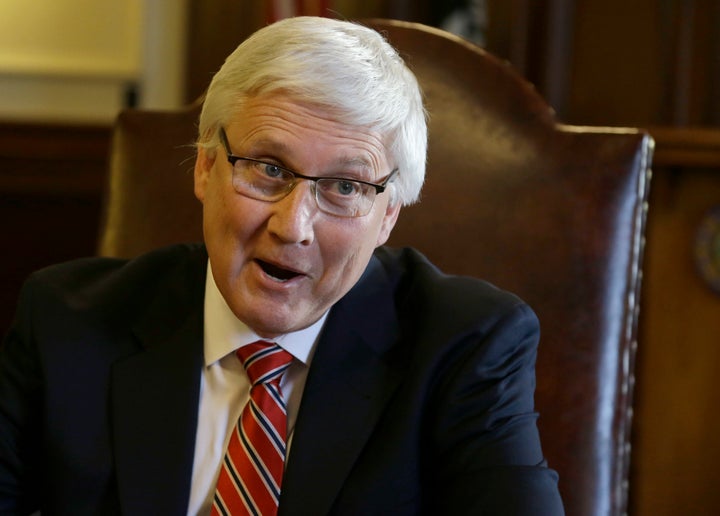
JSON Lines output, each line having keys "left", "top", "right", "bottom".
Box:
{"left": 212, "top": 341, "right": 293, "bottom": 515}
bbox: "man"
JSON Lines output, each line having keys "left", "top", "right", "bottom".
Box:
{"left": 0, "top": 16, "right": 564, "bottom": 515}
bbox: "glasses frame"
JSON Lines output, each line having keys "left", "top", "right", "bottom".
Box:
{"left": 218, "top": 127, "right": 397, "bottom": 217}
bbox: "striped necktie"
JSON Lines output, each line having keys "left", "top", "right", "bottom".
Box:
{"left": 212, "top": 341, "right": 293, "bottom": 515}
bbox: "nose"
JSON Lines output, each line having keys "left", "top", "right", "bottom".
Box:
{"left": 266, "top": 181, "right": 317, "bottom": 245}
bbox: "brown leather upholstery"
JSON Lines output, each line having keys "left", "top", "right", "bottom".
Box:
{"left": 98, "top": 19, "right": 653, "bottom": 516}
{"left": 98, "top": 101, "right": 202, "bottom": 257}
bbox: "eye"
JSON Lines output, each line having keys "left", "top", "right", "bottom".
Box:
{"left": 330, "top": 180, "right": 361, "bottom": 197}
{"left": 259, "top": 162, "right": 283, "bottom": 178}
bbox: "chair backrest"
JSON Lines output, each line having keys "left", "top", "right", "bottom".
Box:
{"left": 98, "top": 19, "right": 653, "bottom": 516}
{"left": 98, "top": 101, "right": 202, "bottom": 258}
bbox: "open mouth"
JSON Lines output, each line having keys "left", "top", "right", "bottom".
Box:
{"left": 256, "top": 259, "right": 302, "bottom": 282}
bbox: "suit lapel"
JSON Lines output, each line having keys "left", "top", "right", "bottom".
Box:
{"left": 280, "top": 256, "right": 405, "bottom": 516}
{"left": 111, "top": 248, "right": 207, "bottom": 514}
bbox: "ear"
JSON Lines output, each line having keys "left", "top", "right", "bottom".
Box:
{"left": 375, "top": 201, "right": 402, "bottom": 247}
{"left": 194, "top": 146, "right": 215, "bottom": 203}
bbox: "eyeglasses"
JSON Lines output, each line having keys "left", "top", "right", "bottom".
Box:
{"left": 218, "top": 127, "right": 397, "bottom": 218}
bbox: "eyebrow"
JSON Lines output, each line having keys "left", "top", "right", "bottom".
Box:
{"left": 245, "top": 139, "right": 377, "bottom": 175}
{"left": 335, "top": 156, "right": 374, "bottom": 170}
{"left": 243, "top": 139, "right": 289, "bottom": 156}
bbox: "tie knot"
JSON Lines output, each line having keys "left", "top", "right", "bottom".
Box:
{"left": 236, "top": 340, "right": 293, "bottom": 386}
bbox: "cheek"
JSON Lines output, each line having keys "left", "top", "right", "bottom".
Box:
{"left": 319, "top": 221, "right": 381, "bottom": 279}
{"left": 203, "top": 184, "right": 247, "bottom": 258}
{"left": 205, "top": 178, "right": 245, "bottom": 231}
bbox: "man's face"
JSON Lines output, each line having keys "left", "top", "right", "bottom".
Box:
{"left": 194, "top": 93, "right": 401, "bottom": 338}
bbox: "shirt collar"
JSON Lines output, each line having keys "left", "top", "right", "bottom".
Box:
{"left": 203, "top": 262, "right": 326, "bottom": 367}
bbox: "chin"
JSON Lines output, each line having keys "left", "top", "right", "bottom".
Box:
{"left": 244, "top": 312, "right": 297, "bottom": 339}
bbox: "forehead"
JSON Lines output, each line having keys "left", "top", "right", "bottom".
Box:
{"left": 226, "top": 94, "right": 392, "bottom": 173}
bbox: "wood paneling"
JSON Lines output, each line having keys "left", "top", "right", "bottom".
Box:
{"left": 488, "top": 0, "right": 720, "bottom": 128}
{"left": 0, "top": 123, "right": 110, "bottom": 333}
{"left": 184, "top": 0, "right": 265, "bottom": 103}
{"left": 633, "top": 164, "right": 720, "bottom": 515}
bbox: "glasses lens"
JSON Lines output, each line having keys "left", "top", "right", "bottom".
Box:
{"left": 231, "top": 159, "right": 293, "bottom": 200}
{"left": 315, "top": 179, "right": 375, "bottom": 217}
{"left": 228, "top": 156, "right": 378, "bottom": 218}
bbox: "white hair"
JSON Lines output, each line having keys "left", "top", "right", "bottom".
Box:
{"left": 197, "top": 16, "right": 427, "bottom": 206}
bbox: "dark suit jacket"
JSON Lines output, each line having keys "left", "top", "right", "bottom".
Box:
{"left": 0, "top": 244, "right": 563, "bottom": 515}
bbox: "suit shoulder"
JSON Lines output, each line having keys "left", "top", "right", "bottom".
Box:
{"left": 375, "top": 246, "right": 529, "bottom": 308}
{"left": 21, "top": 243, "right": 207, "bottom": 319}
{"left": 375, "top": 246, "right": 538, "bottom": 332}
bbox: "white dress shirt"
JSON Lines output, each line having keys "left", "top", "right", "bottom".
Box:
{"left": 187, "top": 264, "right": 326, "bottom": 515}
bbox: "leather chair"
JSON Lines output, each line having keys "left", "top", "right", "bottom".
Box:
{"left": 98, "top": 19, "right": 654, "bottom": 516}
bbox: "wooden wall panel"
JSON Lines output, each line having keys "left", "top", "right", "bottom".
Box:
{"left": 0, "top": 123, "right": 110, "bottom": 333}
{"left": 487, "top": 0, "right": 719, "bottom": 128}
{"left": 184, "top": 0, "right": 266, "bottom": 103}
{"left": 632, "top": 166, "right": 720, "bottom": 515}
{"left": 568, "top": 0, "right": 667, "bottom": 126}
